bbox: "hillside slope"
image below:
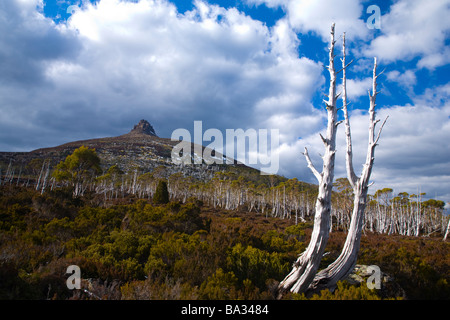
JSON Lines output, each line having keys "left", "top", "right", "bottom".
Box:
{"left": 0, "top": 119, "right": 254, "bottom": 180}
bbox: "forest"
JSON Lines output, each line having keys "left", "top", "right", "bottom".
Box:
{"left": 2, "top": 146, "right": 448, "bottom": 238}
{"left": 0, "top": 146, "right": 449, "bottom": 300}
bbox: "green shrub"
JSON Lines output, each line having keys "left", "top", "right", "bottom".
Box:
{"left": 153, "top": 180, "right": 169, "bottom": 205}
{"left": 226, "top": 243, "right": 289, "bottom": 289}
{"left": 199, "top": 268, "right": 239, "bottom": 300}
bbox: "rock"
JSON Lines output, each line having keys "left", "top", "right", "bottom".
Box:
{"left": 129, "top": 119, "right": 157, "bottom": 136}
{"left": 346, "top": 264, "right": 407, "bottom": 299}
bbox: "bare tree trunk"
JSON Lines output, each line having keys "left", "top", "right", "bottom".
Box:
{"left": 16, "top": 166, "right": 22, "bottom": 186}
{"left": 41, "top": 161, "right": 51, "bottom": 194}
{"left": 277, "top": 23, "right": 339, "bottom": 297}
{"left": 309, "top": 36, "right": 388, "bottom": 293}
{"left": 444, "top": 217, "right": 450, "bottom": 241}
{"left": 5, "top": 160, "right": 12, "bottom": 183}
{"left": 36, "top": 160, "right": 46, "bottom": 191}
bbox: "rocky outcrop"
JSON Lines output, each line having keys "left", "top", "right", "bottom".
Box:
{"left": 128, "top": 119, "right": 157, "bottom": 136}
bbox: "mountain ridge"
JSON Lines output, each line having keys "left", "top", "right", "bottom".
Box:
{"left": 0, "top": 119, "right": 258, "bottom": 180}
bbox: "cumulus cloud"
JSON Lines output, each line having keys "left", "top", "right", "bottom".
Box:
{"left": 245, "top": 0, "right": 287, "bottom": 9}
{"left": 247, "top": 0, "right": 369, "bottom": 41}
{"left": 286, "top": 0, "right": 368, "bottom": 41}
{"left": 0, "top": 0, "right": 82, "bottom": 150}
{"left": 251, "top": 0, "right": 449, "bottom": 69}
{"left": 363, "top": 0, "right": 450, "bottom": 68}
{"left": 289, "top": 82, "right": 450, "bottom": 202}
{"left": 346, "top": 77, "right": 373, "bottom": 100}
{"left": 0, "top": 0, "right": 80, "bottom": 86}
{"left": 386, "top": 70, "right": 417, "bottom": 90}
{"left": 0, "top": 0, "right": 324, "bottom": 151}
{"left": 338, "top": 84, "right": 450, "bottom": 201}
{"left": 0, "top": 0, "right": 449, "bottom": 203}
{"left": 417, "top": 47, "right": 450, "bottom": 71}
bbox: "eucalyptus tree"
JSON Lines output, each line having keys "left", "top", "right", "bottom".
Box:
{"left": 53, "top": 146, "right": 102, "bottom": 197}
{"left": 96, "top": 165, "right": 124, "bottom": 200}
{"left": 277, "top": 23, "right": 340, "bottom": 296}
{"left": 309, "top": 32, "right": 388, "bottom": 292}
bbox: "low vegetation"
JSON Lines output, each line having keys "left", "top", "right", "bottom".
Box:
{"left": 0, "top": 147, "right": 448, "bottom": 300}
{"left": 0, "top": 185, "right": 448, "bottom": 300}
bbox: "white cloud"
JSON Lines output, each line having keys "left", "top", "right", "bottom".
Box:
{"left": 0, "top": 0, "right": 324, "bottom": 151}
{"left": 363, "top": 0, "right": 450, "bottom": 68}
{"left": 346, "top": 77, "right": 372, "bottom": 100}
{"left": 386, "top": 70, "right": 417, "bottom": 90}
{"left": 417, "top": 47, "right": 450, "bottom": 71}
{"left": 1, "top": 0, "right": 449, "bottom": 204}
{"left": 245, "top": 0, "right": 287, "bottom": 9}
{"left": 336, "top": 83, "right": 450, "bottom": 201}
{"left": 245, "top": 0, "right": 369, "bottom": 41}
{"left": 270, "top": 18, "right": 300, "bottom": 57}
{"left": 283, "top": 83, "right": 450, "bottom": 203}
{"left": 286, "top": 0, "right": 368, "bottom": 41}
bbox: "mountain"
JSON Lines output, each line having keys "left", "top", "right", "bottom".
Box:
{"left": 0, "top": 119, "right": 256, "bottom": 180}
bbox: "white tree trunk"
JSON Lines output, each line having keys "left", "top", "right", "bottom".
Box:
{"left": 41, "top": 162, "right": 51, "bottom": 194}
{"left": 278, "top": 23, "right": 338, "bottom": 296}
{"left": 36, "top": 160, "right": 46, "bottom": 191}
{"left": 309, "top": 35, "right": 388, "bottom": 293}
{"left": 443, "top": 217, "right": 450, "bottom": 241}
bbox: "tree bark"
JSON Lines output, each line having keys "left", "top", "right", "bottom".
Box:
{"left": 309, "top": 37, "right": 388, "bottom": 293}
{"left": 444, "top": 217, "right": 450, "bottom": 241}
{"left": 277, "top": 23, "right": 338, "bottom": 297}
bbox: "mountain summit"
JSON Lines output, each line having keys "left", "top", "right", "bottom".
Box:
{"left": 128, "top": 119, "right": 157, "bottom": 137}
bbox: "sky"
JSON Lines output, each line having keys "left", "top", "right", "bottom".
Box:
{"left": 0, "top": 0, "right": 449, "bottom": 204}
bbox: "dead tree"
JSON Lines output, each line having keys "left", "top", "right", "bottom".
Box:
{"left": 444, "top": 216, "right": 450, "bottom": 241}
{"left": 277, "top": 23, "right": 339, "bottom": 297}
{"left": 41, "top": 161, "right": 51, "bottom": 194}
{"left": 36, "top": 160, "right": 46, "bottom": 191}
{"left": 309, "top": 33, "right": 388, "bottom": 293}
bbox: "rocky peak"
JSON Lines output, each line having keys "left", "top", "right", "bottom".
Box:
{"left": 129, "top": 119, "right": 157, "bottom": 136}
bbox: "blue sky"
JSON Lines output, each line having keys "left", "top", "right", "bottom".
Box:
{"left": 0, "top": 0, "right": 449, "bottom": 204}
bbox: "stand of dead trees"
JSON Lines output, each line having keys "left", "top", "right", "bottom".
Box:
{"left": 4, "top": 155, "right": 445, "bottom": 239}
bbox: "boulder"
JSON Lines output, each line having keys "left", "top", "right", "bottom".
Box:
{"left": 346, "top": 264, "right": 407, "bottom": 299}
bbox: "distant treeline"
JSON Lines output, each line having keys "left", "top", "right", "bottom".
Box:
{"left": 1, "top": 146, "right": 448, "bottom": 238}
